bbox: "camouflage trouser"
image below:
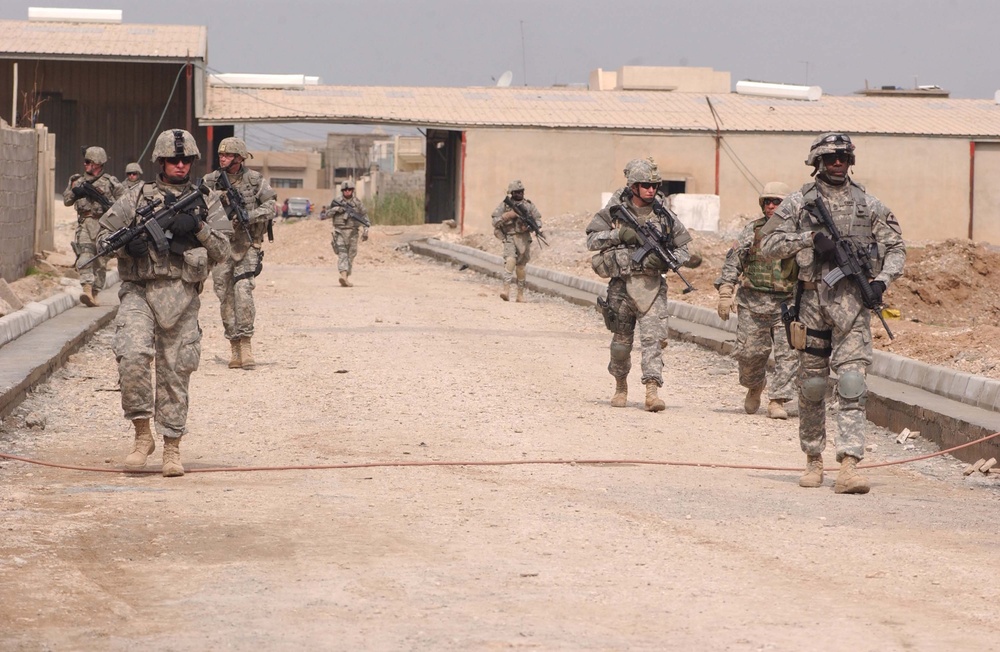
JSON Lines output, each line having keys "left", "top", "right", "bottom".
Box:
{"left": 797, "top": 289, "right": 871, "bottom": 461}
{"left": 733, "top": 307, "right": 799, "bottom": 401}
{"left": 606, "top": 277, "right": 670, "bottom": 386}
{"left": 74, "top": 216, "right": 106, "bottom": 290}
{"left": 501, "top": 233, "right": 532, "bottom": 285}
{"left": 332, "top": 227, "right": 360, "bottom": 273}
{"left": 212, "top": 249, "right": 259, "bottom": 340}
{"left": 112, "top": 282, "right": 202, "bottom": 439}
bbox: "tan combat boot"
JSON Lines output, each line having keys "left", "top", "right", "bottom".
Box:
{"left": 611, "top": 376, "right": 628, "bottom": 408}
{"left": 834, "top": 455, "right": 870, "bottom": 494}
{"left": 240, "top": 337, "right": 256, "bottom": 370}
{"left": 80, "top": 284, "right": 98, "bottom": 307}
{"left": 228, "top": 339, "right": 242, "bottom": 369}
{"left": 339, "top": 271, "right": 351, "bottom": 287}
{"left": 799, "top": 454, "right": 824, "bottom": 488}
{"left": 162, "top": 436, "right": 184, "bottom": 477}
{"left": 516, "top": 285, "right": 525, "bottom": 303}
{"left": 500, "top": 283, "right": 510, "bottom": 301}
{"left": 767, "top": 399, "right": 788, "bottom": 420}
{"left": 644, "top": 381, "right": 665, "bottom": 412}
{"left": 124, "top": 418, "right": 155, "bottom": 470}
{"left": 744, "top": 382, "right": 765, "bottom": 414}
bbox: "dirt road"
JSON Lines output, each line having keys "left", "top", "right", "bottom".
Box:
{"left": 2, "top": 224, "right": 1000, "bottom": 650}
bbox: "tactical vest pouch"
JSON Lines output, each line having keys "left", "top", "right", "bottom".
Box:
{"left": 591, "top": 247, "right": 632, "bottom": 279}
{"left": 180, "top": 247, "right": 210, "bottom": 284}
{"left": 789, "top": 321, "right": 807, "bottom": 350}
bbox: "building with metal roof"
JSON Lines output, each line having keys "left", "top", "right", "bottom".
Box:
{"left": 0, "top": 13, "right": 210, "bottom": 184}
{"left": 201, "top": 77, "right": 1000, "bottom": 241}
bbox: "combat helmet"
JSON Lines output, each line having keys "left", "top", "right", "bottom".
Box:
{"left": 759, "top": 181, "right": 790, "bottom": 208}
{"left": 125, "top": 162, "right": 142, "bottom": 175}
{"left": 342, "top": 180, "right": 356, "bottom": 191}
{"left": 507, "top": 179, "right": 525, "bottom": 194}
{"left": 626, "top": 159, "right": 662, "bottom": 186}
{"left": 83, "top": 146, "right": 108, "bottom": 165}
{"left": 218, "top": 136, "right": 252, "bottom": 159}
{"left": 805, "top": 132, "right": 855, "bottom": 167}
{"left": 151, "top": 129, "right": 201, "bottom": 163}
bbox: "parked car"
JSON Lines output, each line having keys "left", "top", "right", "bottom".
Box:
{"left": 283, "top": 197, "right": 312, "bottom": 218}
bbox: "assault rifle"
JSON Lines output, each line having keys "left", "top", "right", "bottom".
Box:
{"left": 812, "top": 196, "right": 894, "bottom": 339}
{"left": 75, "top": 179, "right": 114, "bottom": 211}
{"left": 215, "top": 169, "right": 254, "bottom": 241}
{"left": 329, "top": 198, "right": 371, "bottom": 228}
{"left": 611, "top": 201, "right": 695, "bottom": 293}
{"left": 76, "top": 187, "right": 208, "bottom": 269}
{"left": 503, "top": 196, "right": 548, "bottom": 246}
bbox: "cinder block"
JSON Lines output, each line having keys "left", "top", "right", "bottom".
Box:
{"left": 964, "top": 375, "right": 987, "bottom": 405}
{"left": 946, "top": 373, "right": 971, "bottom": 404}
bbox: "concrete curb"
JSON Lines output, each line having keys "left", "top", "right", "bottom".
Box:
{"left": 411, "top": 237, "right": 1000, "bottom": 463}
{"left": 0, "top": 269, "right": 120, "bottom": 348}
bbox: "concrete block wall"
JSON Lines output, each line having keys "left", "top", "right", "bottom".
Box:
{"left": 0, "top": 120, "right": 39, "bottom": 281}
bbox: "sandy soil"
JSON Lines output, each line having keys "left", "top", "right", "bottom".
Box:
{"left": 2, "top": 210, "right": 1000, "bottom": 650}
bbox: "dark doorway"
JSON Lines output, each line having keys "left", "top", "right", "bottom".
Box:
{"left": 662, "top": 179, "right": 686, "bottom": 196}
{"left": 424, "top": 129, "right": 462, "bottom": 224}
{"left": 38, "top": 92, "right": 78, "bottom": 187}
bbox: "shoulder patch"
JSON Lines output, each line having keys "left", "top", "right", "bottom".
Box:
{"left": 885, "top": 212, "right": 902, "bottom": 234}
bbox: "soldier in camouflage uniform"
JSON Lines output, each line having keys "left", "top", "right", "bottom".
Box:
{"left": 587, "top": 159, "right": 692, "bottom": 412}
{"left": 63, "top": 146, "right": 125, "bottom": 307}
{"left": 491, "top": 180, "right": 543, "bottom": 302}
{"left": 202, "top": 137, "right": 277, "bottom": 370}
{"left": 99, "top": 129, "right": 231, "bottom": 477}
{"left": 760, "top": 133, "right": 905, "bottom": 494}
{"left": 329, "top": 180, "right": 369, "bottom": 287}
{"left": 124, "top": 162, "right": 143, "bottom": 189}
{"left": 715, "top": 181, "right": 799, "bottom": 420}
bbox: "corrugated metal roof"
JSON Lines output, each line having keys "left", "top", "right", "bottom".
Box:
{"left": 0, "top": 20, "right": 206, "bottom": 62}
{"left": 202, "top": 83, "right": 1000, "bottom": 138}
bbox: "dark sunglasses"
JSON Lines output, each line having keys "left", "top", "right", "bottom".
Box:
{"left": 84, "top": 159, "right": 96, "bottom": 165}
{"left": 127, "top": 172, "right": 140, "bottom": 176}
{"left": 163, "top": 156, "right": 195, "bottom": 165}
{"left": 821, "top": 152, "right": 851, "bottom": 163}
{"left": 763, "top": 197, "right": 782, "bottom": 206}
{"left": 637, "top": 182, "right": 660, "bottom": 190}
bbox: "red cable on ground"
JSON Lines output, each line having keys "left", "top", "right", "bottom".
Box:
{"left": 1, "top": 432, "right": 998, "bottom": 476}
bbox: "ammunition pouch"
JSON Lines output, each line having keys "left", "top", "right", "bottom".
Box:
{"left": 591, "top": 246, "right": 632, "bottom": 279}
{"left": 180, "top": 247, "right": 210, "bottom": 284}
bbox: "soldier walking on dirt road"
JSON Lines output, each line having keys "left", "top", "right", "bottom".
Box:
{"left": 491, "top": 180, "right": 544, "bottom": 302}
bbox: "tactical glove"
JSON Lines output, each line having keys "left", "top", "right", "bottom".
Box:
{"left": 362, "top": 228, "right": 369, "bottom": 242}
{"left": 717, "top": 284, "right": 736, "bottom": 321}
{"left": 170, "top": 212, "right": 200, "bottom": 236}
{"left": 71, "top": 184, "right": 86, "bottom": 199}
{"left": 643, "top": 255, "right": 669, "bottom": 272}
{"left": 869, "top": 280, "right": 886, "bottom": 305}
{"left": 125, "top": 237, "right": 149, "bottom": 258}
{"left": 813, "top": 232, "right": 836, "bottom": 260}
{"left": 618, "top": 226, "right": 639, "bottom": 246}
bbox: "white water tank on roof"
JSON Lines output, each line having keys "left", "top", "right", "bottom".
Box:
{"left": 736, "top": 80, "right": 822, "bottom": 101}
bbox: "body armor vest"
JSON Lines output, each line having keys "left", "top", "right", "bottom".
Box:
{"left": 742, "top": 218, "right": 797, "bottom": 294}
{"left": 800, "top": 179, "right": 882, "bottom": 277}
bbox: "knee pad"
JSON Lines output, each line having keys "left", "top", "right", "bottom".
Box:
{"left": 610, "top": 341, "right": 631, "bottom": 362}
{"left": 837, "top": 370, "right": 867, "bottom": 400}
{"left": 800, "top": 377, "right": 827, "bottom": 402}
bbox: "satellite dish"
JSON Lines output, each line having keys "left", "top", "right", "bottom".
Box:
{"left": 496, "top": 71, "right": 513, "bottom": 87}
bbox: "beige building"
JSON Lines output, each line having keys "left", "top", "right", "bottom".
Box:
{"left": 200, "top": 66, "right": 1000, "bottom": 243}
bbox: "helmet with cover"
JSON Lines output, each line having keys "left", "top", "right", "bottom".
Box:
{"left": 125, "top": 162, "right": 142, "bottom": 175}
{"left": 342, "top": 180, "right": 356, "bottom": 191}
{"left": 626, "top": 159, "right": 662, "bottom": 186}
{"left": 805, "top": 132, "right": 855, "bottom": 167}
{"left": 83, "top": 146, "right": 108, "bottom": 165}
{"left": 151, "top": 129, "right": 201, "bottom": 163}
{"left": 507, "top": 179, "right": 525, "bottom": 194}
{"left": 759, "top": 181, "right": 790, "bottom": 209}
{"left": 218, "top": 137, "right": 252, "bottom": 159}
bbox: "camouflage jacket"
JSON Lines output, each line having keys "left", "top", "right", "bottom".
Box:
{"left": 99, "top": 177, "right": 231, "bottom": 286}
{"left": 491, "top": 197, "right": 543, "bottom": 238}
{"left": 63, "top": 172, "right": 125, "bottom": 220}
{"left": 202, "top": 166, "right": 277, "bottom": 257}
{"left": 329, "top": 195, "right": 369, "bottom": 231}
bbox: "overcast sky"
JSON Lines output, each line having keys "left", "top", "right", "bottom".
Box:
{"left": 4, "top": 0, "right": 999, "bottom": 149}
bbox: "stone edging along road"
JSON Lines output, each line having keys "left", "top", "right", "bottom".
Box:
{"left": 410, "top": 237, "right": 1000, "bottom": 464}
